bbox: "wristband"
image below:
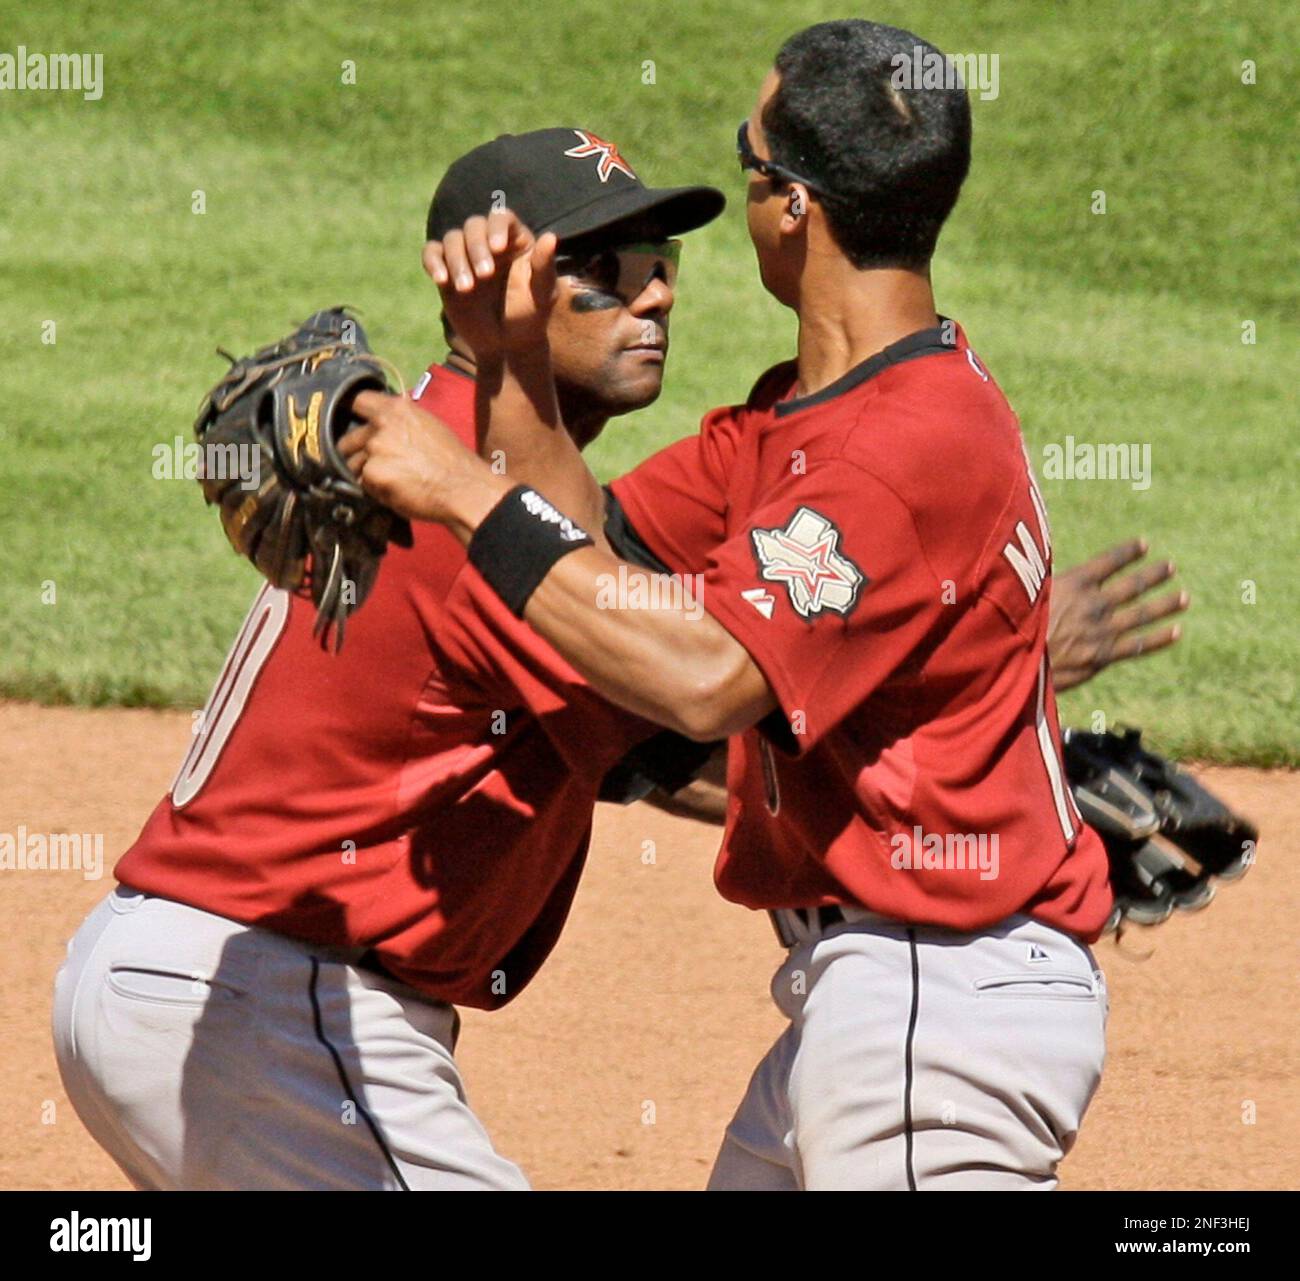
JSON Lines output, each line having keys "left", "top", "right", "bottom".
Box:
{"left": 467, "top": 485, "right": 594, "bottom": 617}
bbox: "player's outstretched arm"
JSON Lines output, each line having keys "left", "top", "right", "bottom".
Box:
{"left": 1049, "top": 539, "right": 1189, "bottom": 691}
{"left": 341, "top": 397, "right": 775, "bottom": 741}
{"left": 515, "top": 546, "right": 775, "bottom": 739}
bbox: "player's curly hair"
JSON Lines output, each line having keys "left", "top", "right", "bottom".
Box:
{"left": 763, "top": 20, "right": 972, "bottom": 271}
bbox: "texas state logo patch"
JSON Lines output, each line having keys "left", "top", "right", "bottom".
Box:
{"left": 750, "top": 506, "right": 864, "bottom": 619}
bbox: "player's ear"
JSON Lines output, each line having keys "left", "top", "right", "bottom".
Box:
{"left": 779, "top": 183, "right": 811, "bottom": 235}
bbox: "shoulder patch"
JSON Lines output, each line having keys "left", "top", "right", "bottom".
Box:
{"left": 750, "top": 506, "right": 864, "bottom": 619}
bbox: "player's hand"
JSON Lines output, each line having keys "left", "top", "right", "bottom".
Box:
{"left": 423, "top": 210, "right": 558, "bottom": 361}
{"left": 341, "top": 392, "right": 510, "bottom": 537}
{"left": 1049, "top": 539, "right": 1190, "bottom": 691}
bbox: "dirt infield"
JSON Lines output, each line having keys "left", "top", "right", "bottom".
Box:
{"left": 1, "top": 701, "right": 1294, "bottom": 1191}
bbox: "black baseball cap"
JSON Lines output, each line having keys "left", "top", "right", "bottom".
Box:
{"left": 426, "top": 127, "right": 725, "bottom": 248}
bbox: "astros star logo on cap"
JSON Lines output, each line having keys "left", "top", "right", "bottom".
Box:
{"left": 563, "top": 129, "right": 637, "bottom": 183}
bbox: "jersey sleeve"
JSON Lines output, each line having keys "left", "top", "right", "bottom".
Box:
{"left": 606, "top": 405, "right": 743, "bottom": 575}
{"left": 607, "top": 362, "right": 798, "bottom": 574}
{"left": 700, "top": 458, "right": 947, "bottom": 754}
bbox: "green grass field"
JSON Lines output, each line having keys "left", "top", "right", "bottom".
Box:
{"left": 0, "top": 1, "right": 1295, "bottom": 763}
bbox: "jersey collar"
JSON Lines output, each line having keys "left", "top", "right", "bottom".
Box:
{"left": 774, "top": 321, "right": 960, "bottom": 418}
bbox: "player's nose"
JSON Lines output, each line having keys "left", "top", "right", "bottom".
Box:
{"left": 629, "top": 273, "right": 675, "bottom": 319}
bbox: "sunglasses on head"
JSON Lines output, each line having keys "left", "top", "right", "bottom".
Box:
{"left": 736, "top": 120, "right": 830, "bottom": 197}
{"left": 553, "top": 239, "right": 681, "bottom": 303}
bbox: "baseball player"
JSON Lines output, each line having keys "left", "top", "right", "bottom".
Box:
{"left": 51, "top": 129, "right": 727, "bottom": 1191}
{"left": 345, "top": 20, "right": 1138, "bottom": 1189}
{"left": 52, "top": 122, "right": 1182, "bottom": 1191}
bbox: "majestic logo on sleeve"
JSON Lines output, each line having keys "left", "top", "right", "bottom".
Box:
{"left": 750, "top": 507, "right": 864, "bottom": 619}
{"left": 563, "top": 130, "right": 637, "bottom": 182}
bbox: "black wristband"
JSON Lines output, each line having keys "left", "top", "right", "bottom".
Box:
{"left": 467, "top": 485, "right": 594, "bottom": 617}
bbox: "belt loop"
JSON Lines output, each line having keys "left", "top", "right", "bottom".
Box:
{"left": 770, "top": 908, "right": 817, "bottom": 949}
{"left": 770, "top": 906, "right": 860, "bottom": 949}
{"left": 769, "top": 910, "right": 798, "bottom": 948}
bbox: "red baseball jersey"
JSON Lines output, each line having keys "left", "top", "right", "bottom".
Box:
{"left": 117, "top": 364, "right": 658, "bottom": 1008}
{"left": 610, "top": 323, "right": 1114, "bottom": 941}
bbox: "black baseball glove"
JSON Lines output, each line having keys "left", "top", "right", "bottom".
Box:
{"left": 195, "top": 307, "right": 412, "bottom": 650}
{"left": 1062, "top": 727, "right": 1258, "bottom": 934}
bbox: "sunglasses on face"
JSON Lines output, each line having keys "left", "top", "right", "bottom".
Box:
{"left": 553, "top": 240, "right": 681, "bottom": 303}
{"left": 736, "top": 120, "right": 830, "bottom": 197}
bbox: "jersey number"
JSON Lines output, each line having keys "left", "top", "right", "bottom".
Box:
{"left": 171, "top": 586, "right": 291, "bottom": 807}
{"left": 1035, "top": 655, "right": 1079, "bottom": 842}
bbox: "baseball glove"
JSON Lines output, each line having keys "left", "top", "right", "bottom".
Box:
{"left": 1062, "top": 727, "right": 1258, "bottom": 934}
{"left": 194, "top": 307, "right": 412, "bottom": 651}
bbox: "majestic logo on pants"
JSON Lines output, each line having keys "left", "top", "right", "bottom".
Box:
{"left": 751, "top": 507, "right": 863, "bottom": 619}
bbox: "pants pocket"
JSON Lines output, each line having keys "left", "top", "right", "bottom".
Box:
{"left": 973, "top": 971, "right": 1099, "bottom": 1001}
{"left": 106, "top": 965, "right": 243, "bottom": 1007}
